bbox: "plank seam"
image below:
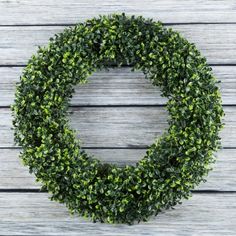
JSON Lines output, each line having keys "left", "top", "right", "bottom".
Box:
{"left": 0, "top": 189, "right": 235, "bottom": 193}
{"left": 1, "top": 104, "right": 236, "bottom": 109}
{"left": 1, "top": 64, "right": 236, "bottom": 68}
{"left": 1, "top": 22, "right": 236, "bottom": 27}
{"left": 0, "top": 147, "right": 235, "bottom": 150}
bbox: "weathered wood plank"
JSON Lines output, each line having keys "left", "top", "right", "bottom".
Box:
{"left": 0, "top": 24, "right": 236, "bottom": 65}
{"left": 1, "top": 66, "right": 236, "bottom": 106}
{"left": 0, "top": 106, "right": 234, "bottom": 148}
{"left": 0, "top": 0, "right": 236, "bottom": 25}
{"left": 0, "top": 148, "right": 235, "bottom": 191}
{"left": 0, "top": 1, "right": 234, "bottom": 235}
{"left": 0, "top": 193, "right": 235, "bottom": 235}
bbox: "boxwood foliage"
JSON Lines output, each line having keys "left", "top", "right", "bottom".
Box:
{"left": 12, "top": 14, "right": 224, "bottom": 224}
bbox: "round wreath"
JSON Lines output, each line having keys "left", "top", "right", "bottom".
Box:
{"left": 12, "top": 14, "right": 224, "bottom": 224}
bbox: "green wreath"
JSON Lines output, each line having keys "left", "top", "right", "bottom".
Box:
{"left": 12, "top": 14, "right": 224, "bottom": 224}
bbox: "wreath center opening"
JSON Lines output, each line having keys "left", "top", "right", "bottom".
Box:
{"left": 68, "top": 67, "right": 168, "bottom": 166}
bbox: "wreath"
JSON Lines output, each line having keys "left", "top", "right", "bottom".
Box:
{"left": 12, "top": 14, "right": 224, "bottom": 224}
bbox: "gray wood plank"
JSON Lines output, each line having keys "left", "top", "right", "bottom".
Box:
{"left": 0, "top": 24, "right": 236, "bottom": 65}
{"left": 0, "top": 0, "right": 236, "bottom": 25}
{"left": 0, "top": 148, "right": 235, "bottom": 191}
{"left": 0, "top": 1, "right": 235, "bottom": 235}
{"left": 1, "top": 66, "right": 236, "bottom": 106}
{"left": 0, "top": 106, "right": 234, "bottom": 148}
{"left": 0, "top": 193, "right": 235, "bottom": 235}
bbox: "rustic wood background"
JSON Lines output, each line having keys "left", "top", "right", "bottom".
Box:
{"left": 0, "top": 0, "right": 236, "bottom": 235}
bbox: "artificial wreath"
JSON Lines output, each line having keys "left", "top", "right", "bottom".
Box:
{"left": 12, "top": 14, "right": 224, "bottom": 224}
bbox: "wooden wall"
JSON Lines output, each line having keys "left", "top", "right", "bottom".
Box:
{"left": 0, "top": 1, "right": 235, "bottom": 235}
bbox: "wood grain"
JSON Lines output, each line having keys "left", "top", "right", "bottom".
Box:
{"left": 0, "top": 148, "right": 235, "bottom": 191}
{"left": 0, "top": 193, "right": 235, "bottom": 235}
{"left": 0, "top": 1, "right": 235, "bottom": 234}
{"left": 0, "top": 0, "right": 236, "bottom": 25}
{"left": 0, "top": 106, "right": 234, "bottom": 148}
{"left": 1, "top": 66, "right": 236, "bottom": 106}
{"left": 0, "top": 24, "right": 236, "bottom": 65}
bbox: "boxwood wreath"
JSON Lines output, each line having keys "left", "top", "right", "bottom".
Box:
{"left": 12, "top": 14, "right": 224, "bottom": 224}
